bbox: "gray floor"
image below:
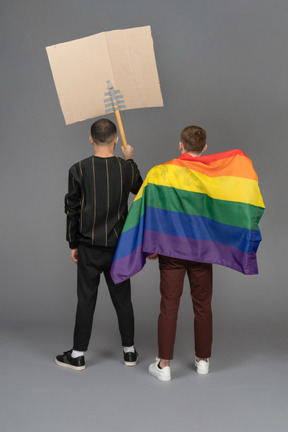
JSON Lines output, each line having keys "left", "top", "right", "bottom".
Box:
{"left": 1, "top": 319, "right": 287, "bottom": 432}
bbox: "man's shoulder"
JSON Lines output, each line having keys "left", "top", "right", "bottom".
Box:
{"left": 69, "top": 155, "right": 138, "bottom": 174}
{"left": 69, "top": 156, "right": 92, "bottom": 171}
{"left": 78, "top": 155, "right": 94, "bottom": 167}
{"left": 147, "top": 157, "right": 178, "bottom": 173}
{"left": 116, "top": 156, "right": 134, "bottom": 165}
{"left": 114, "top": 156, "right": 126, "bottom": 164}
{"left": 116, "top": 156, "right": 140, "bottom": 171}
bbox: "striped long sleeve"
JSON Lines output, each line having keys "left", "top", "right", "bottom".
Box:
{"left": 65, "top": 167, "right": 82, "bottom": 249}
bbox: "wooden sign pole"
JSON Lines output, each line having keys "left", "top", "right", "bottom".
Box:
{"left": 106, "top": 80, "right": 128, "bottom": 148}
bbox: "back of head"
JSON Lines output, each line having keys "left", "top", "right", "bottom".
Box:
{"left": 180, "top": 125, "right": 206, "bottom": 153}
{"left": 91, "top": 118, "right": 117, "bottom": 145}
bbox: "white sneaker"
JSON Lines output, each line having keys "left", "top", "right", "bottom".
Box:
{"left": 195, "top": 358, "right": 210, "bottom": 375}
{"left": 149, "top": 360, "right": 171, "bottom": 381}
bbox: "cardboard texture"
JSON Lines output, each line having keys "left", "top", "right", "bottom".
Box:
{"left": 46, "top": 26, "right": 163, "bottom": 125}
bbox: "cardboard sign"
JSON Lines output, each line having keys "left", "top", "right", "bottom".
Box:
{"left": 46, "top": 26, "right": 163, "bottom": 125}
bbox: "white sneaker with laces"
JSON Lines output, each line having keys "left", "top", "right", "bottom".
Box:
{"left": 195, "top": 358, "right": 210, "bottom": 375}
{"left": 149, "top": 360, "right": 171, "bottom": 381}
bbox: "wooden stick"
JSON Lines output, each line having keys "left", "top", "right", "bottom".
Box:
{"left": 106, "top": 80, "right": 128, "bottom": 148}
{"left": 114, "top": 110, "right": 128, "bottom": 149}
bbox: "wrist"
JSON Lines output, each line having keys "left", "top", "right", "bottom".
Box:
{"left": 69, "top": 242, "right": 79, "bottom": 249}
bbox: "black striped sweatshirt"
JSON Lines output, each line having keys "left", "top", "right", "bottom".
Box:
{"left": 65, "top": 155, "right": 143, "bottom": 249}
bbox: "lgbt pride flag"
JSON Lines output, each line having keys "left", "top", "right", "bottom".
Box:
{"left": 110, "top": 149, "right": 265, "bottom": 283}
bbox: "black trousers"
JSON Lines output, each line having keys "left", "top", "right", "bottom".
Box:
{"left": 73, "top": 244, "right": 135, "bottom": 351}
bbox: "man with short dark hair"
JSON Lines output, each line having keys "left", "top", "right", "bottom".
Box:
{"left": 180, "top": 125, "right": 207, "bottom": 153}
{"left": 148, "top": 125, "right": 212, "bottom": 381}
{"left": 55, "top": 118, "right": 142, "bottom": 370}
{"left": 111, "top": 123, "right": 264, "bottom": 381}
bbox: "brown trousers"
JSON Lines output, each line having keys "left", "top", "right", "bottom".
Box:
{"left": 158, "top": 255, "right": 213, "bottom": 360}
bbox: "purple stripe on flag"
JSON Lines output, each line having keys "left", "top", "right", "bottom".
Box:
{"left": 142, "top": 230, "right": 258, "bottom": 275}
{"left": 110, "top": 245, "right": 148, "bottom": 284}
{"left": 111, "top": 229, "right": 259, "bottom": 284}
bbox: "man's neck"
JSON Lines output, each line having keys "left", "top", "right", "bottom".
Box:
{"left": 183, "top": 151, "right": 202, "bottom": 157}
{"left": 93, "top": 145, "right": 114, "bottom": 158}
{"left": 179, "top": 142, "right": 207, "bottom": 158}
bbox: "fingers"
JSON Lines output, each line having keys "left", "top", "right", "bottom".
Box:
{"left": 121, "top": 144, "right": 134, "bottom": 160}
{"left": 70, "top": 249, "right": 78, "bottom": 263}
{"left": 147, "top": 254, "right": 159, "bottom": 260}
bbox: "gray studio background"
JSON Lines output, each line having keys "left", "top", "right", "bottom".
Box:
{"left": 1, "top": 1, "right": 287, "bottom": 431}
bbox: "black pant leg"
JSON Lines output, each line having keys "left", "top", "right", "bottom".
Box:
{"left": 104, "top": 268, "right": 135, "bottom": 347}
{"left": 73, "top": 245, "right": 101, "bottom": 351}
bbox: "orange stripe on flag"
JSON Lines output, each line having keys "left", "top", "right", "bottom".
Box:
{"left": 165, "top": 154, "right": 258, "bottom": 181}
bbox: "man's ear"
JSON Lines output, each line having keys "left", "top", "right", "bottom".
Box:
{"left": 179, "top": 141, "right": 184, "bottom": 153}
{"left": 113, "top": 136, "right": 119, "bottom": 149}
{"left": 202, "top": 144, "right": 207, "bottom": 154}
{"left": 89, "top": 136, "right": 94, "bottom": 145}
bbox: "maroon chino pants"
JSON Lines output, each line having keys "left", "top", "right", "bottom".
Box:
{"left": 158, "top": 255, "right": 213, "bottom": 360}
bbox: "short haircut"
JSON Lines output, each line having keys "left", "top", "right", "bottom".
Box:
{"left": 180, "top": 125, "right": 206, "bottom": 153}
{"left": 90, "top": 118, "right": 117, "bottom": 145}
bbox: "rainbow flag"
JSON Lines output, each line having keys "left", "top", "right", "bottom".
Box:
{"left": 110, "top": 149, "right": 265, "bottom": 283}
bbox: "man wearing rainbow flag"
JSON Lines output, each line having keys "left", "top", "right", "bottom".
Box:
{"left": 148, "top": 126, "right": 212, "bottom": 381}
{"left": 110, "top": 125, "right": 264, "bottom": 381}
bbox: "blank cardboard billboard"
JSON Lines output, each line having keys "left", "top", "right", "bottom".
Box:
{"left": 46, "top": 26, "right": 163, "bottom": 125}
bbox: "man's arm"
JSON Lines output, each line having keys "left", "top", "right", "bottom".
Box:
{"left": 64, "top": 167, "right": 81, "bottom": 250}
{"left": 121, "top": 145, "right": 143, "bottom": 194}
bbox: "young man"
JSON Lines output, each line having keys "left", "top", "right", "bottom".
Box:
{"left": 111, "top": 124, "right": 264, "bottom": 381}
{"left": 55, "top": 118, "right": 143, "bottom": 370}
{"left": 148, "top": 126, "right": 212, "bottom": 381}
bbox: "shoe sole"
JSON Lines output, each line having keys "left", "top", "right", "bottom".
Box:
{"left": 55, "top": 357, "right": 85, "bottom": 371}
{"left": 124, "top": 356, "right": 138, "bottom": 367}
